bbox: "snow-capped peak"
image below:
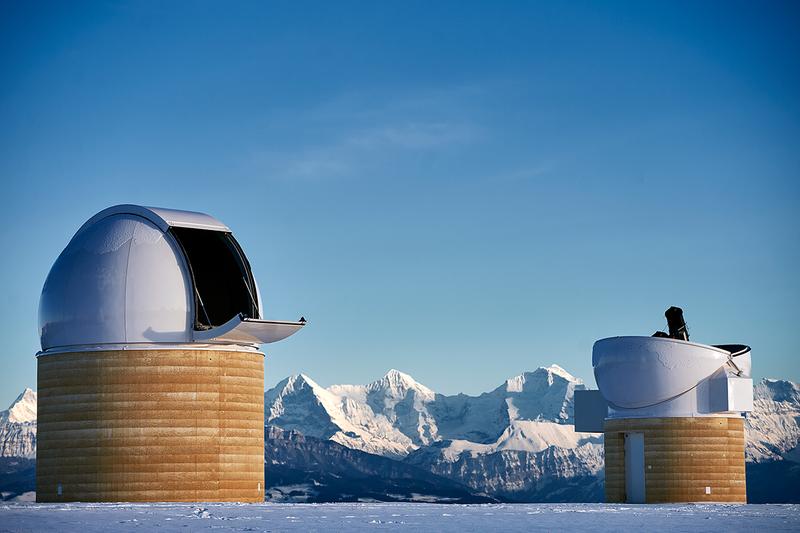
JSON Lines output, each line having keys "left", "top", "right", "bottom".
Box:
{"left": 1, "top": 388, "right": 37, "bottom": 424}
{"left": 293, "top": 373, "right": 323, "bottom": 390}
{"left": 0, "top": 388, "right": 38, "bottom": 459}
{"left": 367, "top": 369, "right": 435, "bottom": 398}
{"left": 758, "top": 378, "right": 800, "bottom": 403}
{"left": 267, "top": 373, "right": 338, "bottom": 411}
{"left": 265, "top": 371, "right": 418, "bottom": 458}
{"left": 746, "top": 378, "right": 800, "bottom": 463}
{"left": 504, "top": 365, "right": 581, "bottom": 393}
{"left": 386, "top": 368, "right": 412, "bottom": 381}
{"left": 543, "top": 364, "right": 579, "bottom": 383}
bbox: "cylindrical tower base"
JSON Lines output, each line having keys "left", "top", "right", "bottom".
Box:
{"left": 36, "top": 348, "right": 265, "bottom": 502}
{"left": 604, "top": 417, "right": 746, "bottom": 503}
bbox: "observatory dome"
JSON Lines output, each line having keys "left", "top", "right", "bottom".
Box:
{"left": 593, "top": 336, "right": 732, "bottom": 409}
{"left": 39, "top": 205, "right": 304, "bottom": 352}
{"left": 592, "top": 335, "right": 752, "bottom": 417}
{"left": 576, "top": 307, "right": 753, "bottom": 504}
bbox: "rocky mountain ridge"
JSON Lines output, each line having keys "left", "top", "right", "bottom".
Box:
{"left": 265, "top": 365, "right": 591, "bottom": 460}
{"left": 744, "top": 379, "right": 800, "bottom": 463}
{"left": 0, "top": 388, "right": 37, "bottom": 460}
{"left": 1, "top": 369, "right": 798, "bottom": 502}
{"left": 264, "top": 426, "right": 494, "bottom": 503}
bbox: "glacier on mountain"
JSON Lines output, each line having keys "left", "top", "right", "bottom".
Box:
{"left": 263, "top": 365, "right": 606, "bottom": 500}
{"left": 266, "top": 373, "right": 417, "bottom": 457}
{"left": 0, "top": 389, "right": 37, "bottom": 459}
{"left": 1, "top": 367, "right": 798, "bottom": 502}
{"left": 265, "top": 364, "right": 590, "bottom": 460}
{"left": 263, "top": 367, "right": 800, "bottom": 501}
{"left": 745, "top": 379, "right": 800, "bottom": 463}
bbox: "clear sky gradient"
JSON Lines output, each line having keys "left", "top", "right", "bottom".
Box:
{"left": 1, "top": 1, "right": 798, "bottom": 406}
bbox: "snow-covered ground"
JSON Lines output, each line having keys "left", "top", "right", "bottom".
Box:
{"left": 0, "top": 502, "right": 797, "bottom": 532}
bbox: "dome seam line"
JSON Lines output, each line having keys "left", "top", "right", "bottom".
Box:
{"left": 122, "top": 222, "right": 136, "bottom": 344}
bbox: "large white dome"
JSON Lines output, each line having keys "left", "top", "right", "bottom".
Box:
{"left": 39, "top": 205, "right": 304, "bottom": 353}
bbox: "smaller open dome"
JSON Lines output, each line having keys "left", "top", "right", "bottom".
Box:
{"left": 593, "top": 336, "right": 751, "bottom": 412}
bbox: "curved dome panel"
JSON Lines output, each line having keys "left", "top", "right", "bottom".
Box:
{"left": 39, "top": 204, "right": 305, "bottom": 352}
{"left": 593, "top": 336, "right": 729, "bottom": 409}
{"left": 39, "top": 214, "right": 192, "bottom": 351}
{"left": 123, "top": 218, "right": 192, "bottom": 343}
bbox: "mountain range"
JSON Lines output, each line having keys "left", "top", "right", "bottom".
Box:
{"left": 1, "top": 366, "right": 798, "bottom": 502}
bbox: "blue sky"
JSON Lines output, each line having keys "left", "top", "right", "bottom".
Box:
{"left": 0, "top": 1, "right": 798, "bottom": 406}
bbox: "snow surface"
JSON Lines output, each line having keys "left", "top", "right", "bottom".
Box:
{"left": 0, "top": 502, "right": 797, "bottom": 532}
